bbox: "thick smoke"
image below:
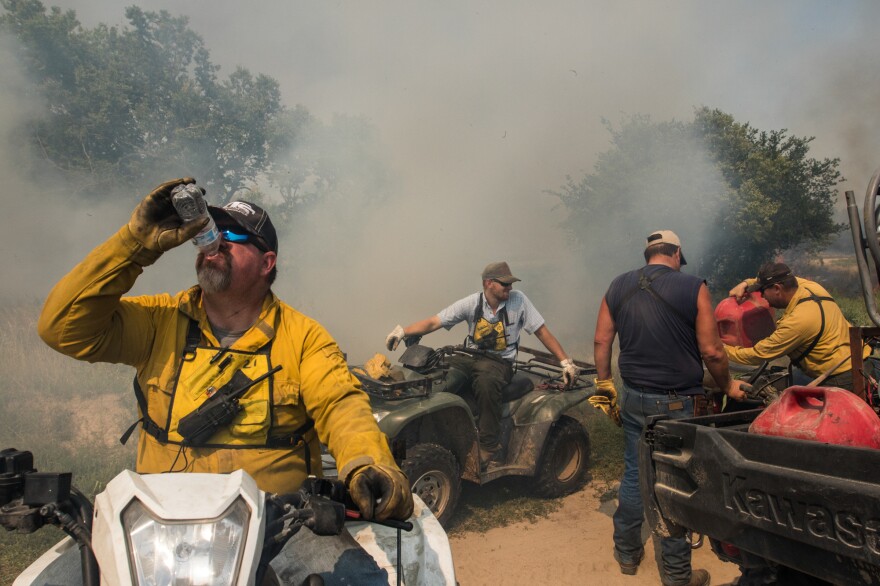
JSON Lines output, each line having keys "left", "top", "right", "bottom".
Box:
{"left": 4, "top": 2, "right": 880, "bottom": 363}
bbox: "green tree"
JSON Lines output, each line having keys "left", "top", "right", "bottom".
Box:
{"left": 553, "top": 108, "right": 843, "bottom": 287}
{"left": 0, "top": 0, "right": 287, "bottom": 199}
{"left": 695, "top": 107, "right": 844, "bottom": 283}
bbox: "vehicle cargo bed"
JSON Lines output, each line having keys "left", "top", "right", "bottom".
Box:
{"left": 640, "top": 409, "right": 880, "bottom": 585}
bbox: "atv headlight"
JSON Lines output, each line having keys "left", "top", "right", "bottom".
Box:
{"left": 122, "top": 496, "right": 250, "bottom": 585}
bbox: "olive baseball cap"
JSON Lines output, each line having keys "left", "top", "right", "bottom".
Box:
{"left": 209, "top": 201, "right": 278, "bottom": 253}
{"left": 645, "top": 229, "right": 687, "bottom": 266}
{"left": 482, "top": 261, "right": 521, "bottom": 285}
{"left": 746, "top": 262, "right": 793, "bottom": 293}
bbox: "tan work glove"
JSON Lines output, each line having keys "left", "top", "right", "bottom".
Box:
{"left": 128, "top": 178, "right": 209, "bottom": 252}
{"left": 560, "top": 359, "right": 580, "bottom": 388}
{"left": 348, "top": 464, "right": 414, "bottom": 521}
{"left": 589, "top": 378, "right": 622, "bottom": 427}
{"left": 726, "top": 379, "right": 748, "bottom": 402}
{"left": 385, "top": 324, "right": 405, "bottom": 351}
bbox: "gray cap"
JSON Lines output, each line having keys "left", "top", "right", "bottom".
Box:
{"left": 481, "top": 261, "right": 521, "bottom": 285}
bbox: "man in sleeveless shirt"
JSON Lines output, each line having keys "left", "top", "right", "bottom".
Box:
{"left": 385, "top": 261, "right": 580, "bottom": 470}
{"left": 727, "top": 262, "right": 870, "bottom": 391}
{"left": 593, "top": 230, "right": 746, "bottom": 586}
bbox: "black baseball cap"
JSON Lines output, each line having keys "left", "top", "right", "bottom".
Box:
{"left": 746, "top": 262, "right": 793, "bottom": 293}
{"left": 209, "top": 201, "right": 278, "bottom": 253}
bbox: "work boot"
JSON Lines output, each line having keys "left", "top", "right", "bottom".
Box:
{"left": 479, "top": 445, "right": 503, "bottom": 472}
{"left": 661, "top": 569, "right": 710, "bottom": 586}
{"left": 613, "top": 548, "right": 644, "bottom": 575}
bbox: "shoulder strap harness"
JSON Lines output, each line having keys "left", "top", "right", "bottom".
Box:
{"left": 468, "top": 292, "right": 519, "bottom": 351}
{"left": 790, "top": 287, "right": 843, "bottom": 368}
{"left": 121, "top": 319, "right": 314, "bottom": 458}
{"left": 615, "top": 268, "right": 694, "bottom": 327}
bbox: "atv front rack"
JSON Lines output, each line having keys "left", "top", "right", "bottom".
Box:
{"left": 517, "top": 345, "right": 596, "bottom": 372}
{"left": 515, "top": 346, "right": 597, "bottom": 389}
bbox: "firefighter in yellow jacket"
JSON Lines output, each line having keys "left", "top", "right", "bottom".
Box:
{"left": 726, "top": 262, "right": 869, "bottom": 391}
{"left": 38, "top": 178, "right": 412, "bottom": 583}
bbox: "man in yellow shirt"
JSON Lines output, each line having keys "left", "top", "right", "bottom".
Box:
{"left": 38, "top": 178, "right": 412, "bottom": 584}
{"left": 726, "top": 262, "right": 868, "bottom": 390}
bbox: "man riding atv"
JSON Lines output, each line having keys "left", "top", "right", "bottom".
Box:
{"left": 37, "top": 178, "right": 413, "bottom": 585}
{"left": 385, "top": 261, "right": 580, "bottom": 471}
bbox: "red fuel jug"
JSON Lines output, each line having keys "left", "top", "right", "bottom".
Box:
{"left": 715, "top": 293, "right": 775, "bottom": 348}
{"left": 749, "top": 386, "right": 880, "bottom": 448}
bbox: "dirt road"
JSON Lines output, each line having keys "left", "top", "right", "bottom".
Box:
{"left": 449, "top": 482, "right": 740, "bottom": 585}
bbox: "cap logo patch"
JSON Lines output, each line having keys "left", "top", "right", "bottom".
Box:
{"left": 224, "top": 201, "right": 257, "bottom": 216}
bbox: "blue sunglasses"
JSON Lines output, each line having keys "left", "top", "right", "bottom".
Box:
{"left": 221, "top": 229, "right": 269, "bottom": 252}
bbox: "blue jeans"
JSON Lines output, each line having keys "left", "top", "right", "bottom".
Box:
{"left": 269, "top": 526, "right": 389, "bottom": 585}
{"left": 613, "top": 380, "right": 696, "bottom": 585}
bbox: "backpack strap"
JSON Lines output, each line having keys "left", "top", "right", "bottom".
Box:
{"left": 266, "top": 419, "right": 316, "bottom": 475}
{"left": 120, "top": 319, "right": 203, "bottom": 445}
{"left": 790, "top": 288, "right": 839, "bottom": 368}
{"left": 615, "top": 268, "right": 694, "bottom": 327}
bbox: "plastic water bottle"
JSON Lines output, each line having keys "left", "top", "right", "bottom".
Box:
{"left": 171, "top": 184, "right": 220, "bottom": 256}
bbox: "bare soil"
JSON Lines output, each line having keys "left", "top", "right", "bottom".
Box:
{"left": 449, "top": 482, "right": 741, "bottom": 586}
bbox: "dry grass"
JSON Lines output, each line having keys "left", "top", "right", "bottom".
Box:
{"left": 0, "top": 302, "right": 136, "bottom": 584}
{"left": 789, "top": 254, "right": 861, "bottom": 298}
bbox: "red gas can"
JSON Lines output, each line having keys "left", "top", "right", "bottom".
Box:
{"left": 715, "top": 293, "right": 775, "bottom": 348}
{"left": 749, "top": 386, "right": 880, "bottom": 448}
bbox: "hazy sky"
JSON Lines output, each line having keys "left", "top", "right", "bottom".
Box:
{"left": 3, "top": 1, "right": 880, "bottom": 361}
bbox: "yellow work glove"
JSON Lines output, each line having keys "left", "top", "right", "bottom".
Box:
{"left": 348, "top": 464, "right": 414, "bottom": 522}
{"left": 128, "top": 177, "right": 209, "bottom": 252}
{"left": 589, "top": 378, "right": 622, "bottom": 427}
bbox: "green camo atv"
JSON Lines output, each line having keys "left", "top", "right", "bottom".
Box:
{"left": 345, "top": 344, "right": 596, "bottom": 527}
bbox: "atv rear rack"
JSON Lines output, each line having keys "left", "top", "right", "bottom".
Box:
{"left": 352, "top": 368, "right": 447, "bottom": 400}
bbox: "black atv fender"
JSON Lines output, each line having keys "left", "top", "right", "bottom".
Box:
{"left": 503, "top": 389, "right": 590, "bottom": 476}
{"left": 510, "top": 388, "right": 590, "bottom": 426}
{"left": 375, "top": 393, "right": 475, "bottom": 438}
{"left": 373, "top": 392, "right": 477, "bottom": 468}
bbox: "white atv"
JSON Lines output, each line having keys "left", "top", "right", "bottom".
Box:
{"left": 1, "top": 448, "right": 455, "bottom": 586}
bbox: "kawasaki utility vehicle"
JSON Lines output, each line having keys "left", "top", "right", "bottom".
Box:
{"left": 351, "top": 344, "right": 596, "bottom": 527}
{"left": 639, "top": 170, "right": 880, "bottom": 586}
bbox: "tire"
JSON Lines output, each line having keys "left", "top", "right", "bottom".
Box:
{"left": 533, "top": 416, "right": 591, "bottom": 498}
{"left": 401, "top": 443, "right": 461, "bottom": 528}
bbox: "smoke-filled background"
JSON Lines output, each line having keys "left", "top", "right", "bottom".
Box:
{"left": 3, "top": 1, "right": 880, "bottom": 363}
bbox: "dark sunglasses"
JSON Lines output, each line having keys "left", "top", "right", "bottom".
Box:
{"left": 493, "top": 279, "right": 512, "bottom": 288}
{"left": 221, "top": 229, "right": 268, "bottom": 253}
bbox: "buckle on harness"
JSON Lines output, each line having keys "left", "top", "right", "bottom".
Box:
{"left": 268, "top": 435, "right": 305, "bottom": 448}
